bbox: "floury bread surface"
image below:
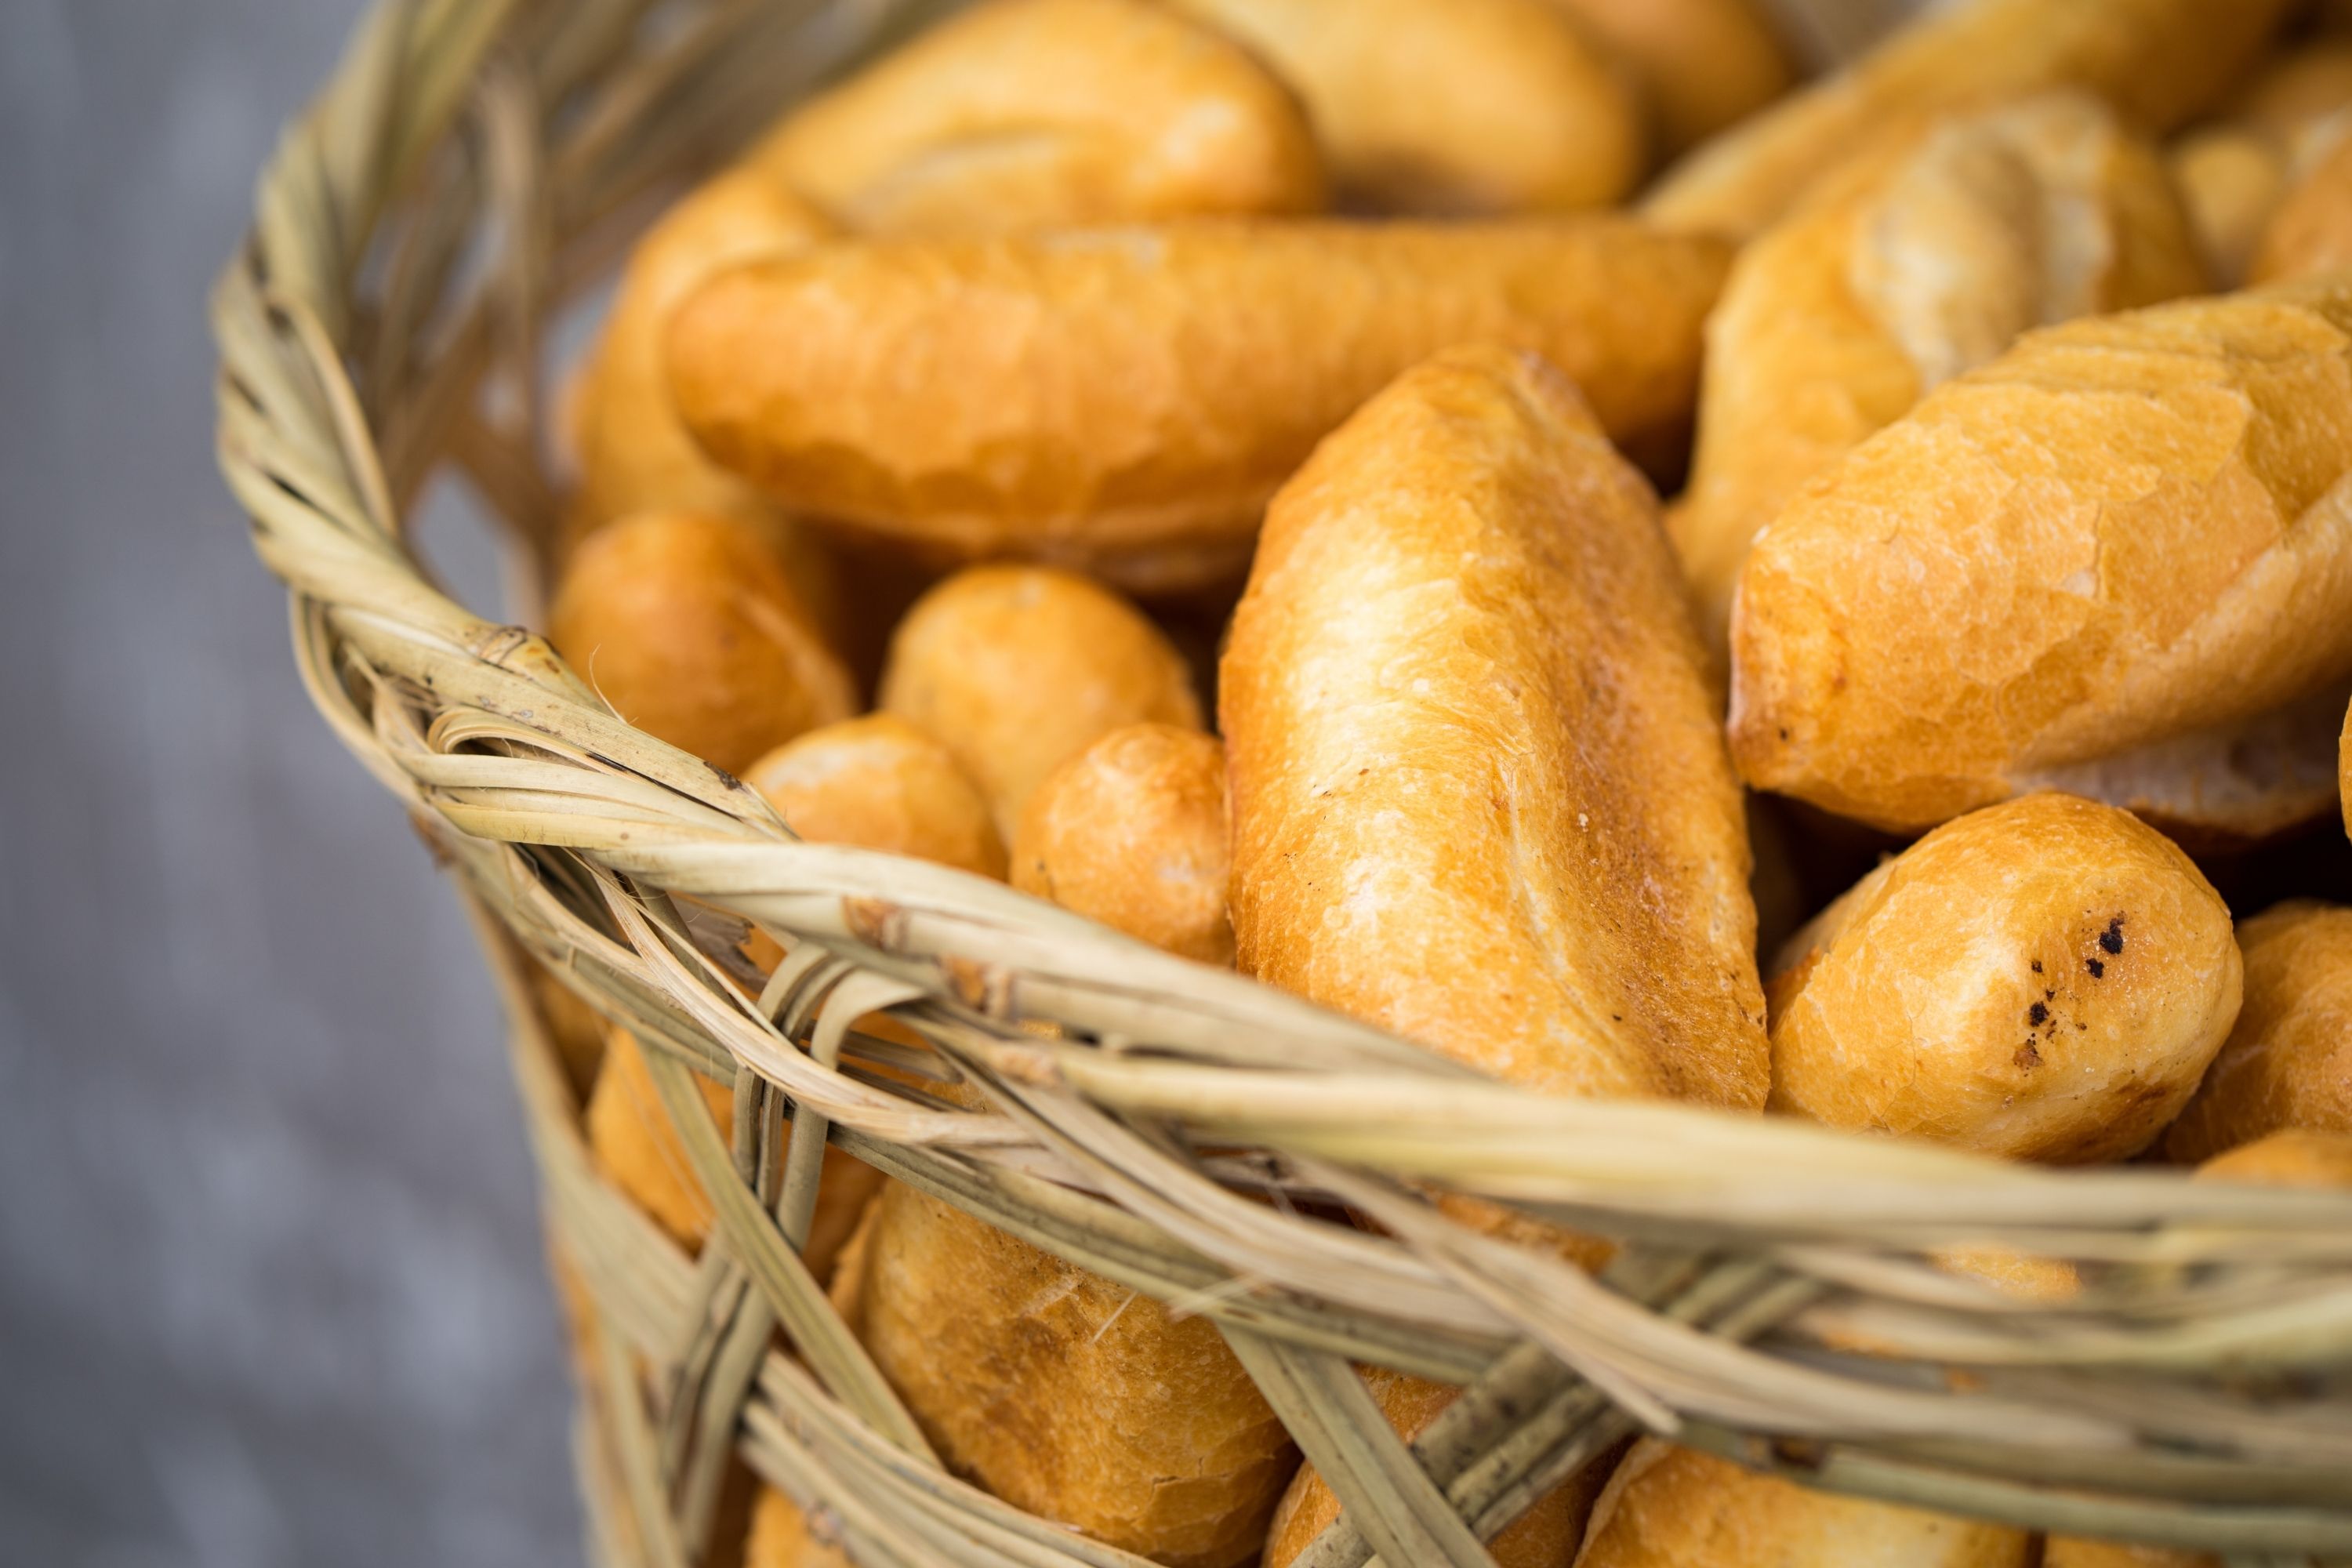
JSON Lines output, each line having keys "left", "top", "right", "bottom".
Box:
{"left": 1642, "top": 0, "right": 2288, "bottom": 240}
{"left": 1223, "top": 347, "right": 1767, "bottom": 1108}
{"left": 1671, "top": 91, "right": 2205, "bottom": 662}
{"left": 666, "top": 220, "right": 1729, "bottom": 592}
{"left": 1730, "top": 276, "right": 2352, "bottom": 840}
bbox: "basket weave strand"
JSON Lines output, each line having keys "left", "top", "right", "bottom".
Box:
{"left": 214, "top": 2, "right": 2352, "bottom": 1564}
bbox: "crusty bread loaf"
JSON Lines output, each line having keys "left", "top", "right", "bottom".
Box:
{"left": 2250, "top": 133, "right": 2352, "bottom": 282}
{"left": 878, "top": 566, "right": 1202, "bottom": 837}
{"left": 1011, "top": 722, "right": 1232, "bottom": 965}
{"left": 1767, "top": 793, "right": 2241, "bottom": 1164}
{"left": 1729, "top": 276, "right": 2352, "bottom": 840}
{"left": 665, "top": 220, "right": 1730, "bottom": 591}
{"left": 1539, "top": 0, "right": 1791, "bottom": 155}
{"left": 1574, "top": 1441, "right": 2033, "bottom": 1568}
{"left": 2162, "top": 901, "right": 2352, "bottom": 1163}
{"left": 548, "top": 512, "right": 855, "bottom": 776}
{"left": 1224, "top": 347, "right": 1767, "bottom": 1108}
{"left": 745, "top": 713, "right": 1007, "bottom": 881}
{"left": 1642, "top": 0, "right": 2289, "bottom": 241}
{"left": 747, "top": 0, "right": 1323, "bottom": 234}
{"left": 1262, "top": 1365, "right": 1613, "bottom": 1568}
{"left": 745, "top": 1486, "right": 848, "bottom": 1568}
{"left": 2197, "top": 1126, "right": 2352, "bottom": 1187}
{"left": 1162, "top": 0, "right": 1641, "bottom": 214}
{"left": 839, "top": 1179, "right": 1293, "bottom": 1568}
{"left": 1672, "top": 92, "right": 2205, "bottom": 664}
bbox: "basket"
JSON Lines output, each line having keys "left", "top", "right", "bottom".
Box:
{"left": 211, "top": 3, "right": 2352, "bottom": 1566}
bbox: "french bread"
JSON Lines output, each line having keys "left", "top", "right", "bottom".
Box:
{"left": 2161, "top": 901, "right": 2352, "bottom": 1163}
{"left": 1729, "top": 276, "right": 2352, "bottom": 841}
{"left": 1539, "top": 0, "right": 1791, "bottom": 155}
{"left": 1766, "top": 793, "right": 2241, "bottom": 1164}
{"left": 665, "top": 220, "right": 1731, "bottom": 592}
{"left": 1671, "top": 91, "right": 2205, "bottom": 664}
{"left": 1642, "top": 0, "right": 2289, "bottom": 241}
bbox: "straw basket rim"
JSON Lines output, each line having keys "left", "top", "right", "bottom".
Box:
{"left": 212, "top": 2, "right": 2352, "bottom": 1563}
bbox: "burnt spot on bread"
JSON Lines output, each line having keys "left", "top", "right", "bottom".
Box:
{"left": 2030, "top": 959, "right": 2043, "bottom": 975}
{"left": 2086, "top": 956, "right": 2104, "bottom": 978}
{"left": 2027, "top": 1001, "right": 2049, "bottom": 1026}
{"left": 2100, "top": 916, "right": 2125, "bottom": 955}
{"left": 2015, "top": 1041, "right": 2042, "bottom": 1070}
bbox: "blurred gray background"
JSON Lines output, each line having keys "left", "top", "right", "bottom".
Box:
{"left": 0, "top": 2, "right": 581, "bottom": 1564}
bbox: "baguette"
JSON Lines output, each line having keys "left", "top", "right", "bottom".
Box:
{"left": 1729, "top": 277, "right": 2352, "bottom": 840}
{"left": 877, "top": 565, "right": 1202, "bottom": 837}
{"left": 1671, "top": 92, "right": 2205, "bottom": 664}
{"left": 666, "top": 220, "right": 1731, "bottom": 592}
{"left": 1642, "top": 0, "right": 2289, "bottom": 241}
{"left": 1223, "top": 347, "right": 1768, "bottom": 1109}
{"left": 2161, "top": 901, "right": 2352, "bottom": 1163}
{"left": 1766, "top": 793, "right": 2241, "bottom": 1163}
{"left": 1010, "top": 722, "right": 1232, "bottom": 965}
{"left": 1573, "top": 1441, "right": 2032, "bottom": 1568}
{"left": 1161, "top": 0, "right": 1641, "bottom": 214}
{"left": 1539, "top": 0, "right": 1791, "bottom": 155}
{"left": 747, "top": 0, "right": 1323, "bottom": 234}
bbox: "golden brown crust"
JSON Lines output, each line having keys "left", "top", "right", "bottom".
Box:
{"left": 878, "top": 565, "right": 1203, "bottom": 837}
{"left": 747, "top": 0, "right": 1324, "bottom": 234}
{"left": 2194, "top": 1126, "right": 2352, "bottom": 1187}
{"left": 1673, "top": 92, "right": 2205, "bottom": 664}
{"left": 1539, "top": 0, "right": 1792, "bottom": 154}
{"left": 2250, "top": 132, "right": 2352, "bottom": 283}
{"left": 2025, "top": 1541, "right": 2218, "bottom": 1568}
{"left": 666, "top": 220, "right": 1730, "bottom": 592}
{"left": 1223, "top": 347, "right": 1767, "bottom": 1108}
{"left": 745, "top": 1486, "right": 851, "bottom": 1568}
{"left": 548, "top": 512, "right": 855, "bottom": 776}
{"left": 1641, "top": 0, "right": 2290, "bottom": 241}
{"left": 1766, "top": 793, "right": 2241, "bottom": 1164}
{"left": 1163, "top": 0, "right": 1642, "bottom": 214}
{"left": 1729, "top": 278, "right": 2352, "bottom": 837}
{"left": 745, "top": 713, "right": 1007, "bottom": 880}
{"left": 1576, "top": 1442, "right": 2033, "bottom": 1568}
{"left": 2169, "top": 129, "right": 2288, "bottom": 289}
{"left": 1261, "top": 1367, "right": 1611, "bottom": 1568}
{"left": 1011, "top": 723, "right": 1232, "bottom": 965}
{"left": 846, "top": 1181, "right": 1294, "bottom": 1568}
{"left": 2162, "top": 901, "right": 2352, "bottom": 1163}
{"left": 2343, "top": 694, "right": 2352, "bottom": 842}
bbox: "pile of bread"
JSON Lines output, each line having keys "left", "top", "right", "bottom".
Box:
{"left": 527, "top": 0, "right": 2352, "bottom": 1563}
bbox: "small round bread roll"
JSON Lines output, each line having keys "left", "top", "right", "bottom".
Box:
{"left": 1768, "top": 793, "right": 2241, "bottom": 1164}
{"left": 1164, "top": 0, "right": 1642, "bottom": 214}
{"left": 549, "top": 512, "right": 855, "bottom": 776}
{"left": 2197, "top": 1127, "right": 2352, "bottom": 1187}
{"left": 747, "top": 0, "right": 1324, "bottom": 234}
{"left": 745, "top": 714, "right": 1006, "bottom": 880}
{"left": 1540, "top": 0, "right": 1792, "bottom": 154}
{"left": 1576, "top": 1442, "right": 2032, "bottom": 1568}
{"left": 2161, "top": 901, "right": 2352, "bottom": 1163}
{"left": 1011, "top": 723, "right": 1232, "bottom": 964}
{"left": 746, "top": 1486, "right": 848, "bottom": 1568}
{"left": 880, "top": 566, "right": 1202, "bottom": 836}
{"left": 2029, "top": 1539, "right": 2217, "bottom": 1568}
{"left": 1262, "top": 1367, "right": 1611, "bottom": 1567}
{"left": 839, "top": 1180, "right": 1293, "bottom": 1568}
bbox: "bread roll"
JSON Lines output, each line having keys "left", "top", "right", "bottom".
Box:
{"left": 2162, "top": 901, "right": 2352, "bottom": 1163}
{"left": 1539, "top": 0, "right": 1792, "bottom": 155}
{"left": 2250, "top": 133, "right": 2352, "bottom": 282}
{"left": 666, "top": 220, "right": 1731, "bottom": 592}
{"left": 747, "top": 0, "right": 1323, "bottom": 234}
{"left": 879, "top": 566, "right": 1202, "bottom": 837}
{"left": 1010, "top": 723, "right": 1232, "bottom": 965}
{"left": 1767, "top": 793, "right": 2241, "bottom": 1163}
{"left": 1224, "top": 347, "right": 1768, "bottom": 1108}
{"left": 1161, "top": 0, "right": 1641, "bottom": 215}
{"left": 746, "top": 1486, "right": 848, "bottom": 1568}
{"left": 745, "top": 713, "right": 1006, "bottom": 880}
{"left": 2039, "top": 1541, "right": 2220, "bottom": 1568}
{"left": 840, "top": 1179, "right": 1293, "bottom": 1568}
{"left": 1263, "top": 1366, "right": 1612, "bottom": 1568}
{"left": 1641, "top": 0, "right": 2289, "bottom": 241}
{"left": 548, "top": 512, "right": 855, "bottom": 776}
{"left": 571, "top": 171, "right": 833, "bottom": 543}
{"left": 2196, "top": 1126, "right": 2352, "bottom": 1187}
{"left": 2343, "top": 694, "right": 2352, "bottom": 840}
{"left": 2170, "top": 129, "right": 2291, "bottom": 288}
{"left": 1671, "top": 92, "right": 2205, "bottom": 664}
{"left": 1574, "top": 1441, "right": 2032, "bottom": 1568}
{"left": 1729, "top": 277, "right": 2352, "bottom": 841}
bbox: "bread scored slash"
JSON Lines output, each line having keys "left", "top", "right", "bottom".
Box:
{"left": 1730, "top": 274, "right": 2352, "bottom": 842}
{"left": 1223, "top": 345, "right": 1769, "bottom": 1109}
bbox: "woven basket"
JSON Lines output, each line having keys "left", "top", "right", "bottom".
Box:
{"left": 213, "top": 3, "right": 2352, "bottom": 1566}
